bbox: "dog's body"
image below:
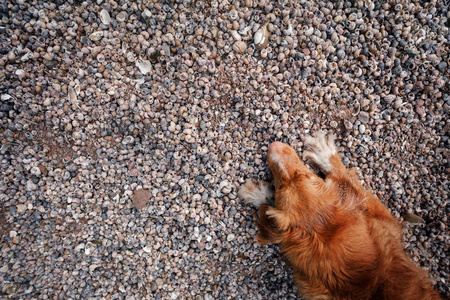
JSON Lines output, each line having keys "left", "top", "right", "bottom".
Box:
{"left": 239, "top": 133, "right": 441, "bottom": 300}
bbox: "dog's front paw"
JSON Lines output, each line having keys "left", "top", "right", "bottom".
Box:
{"left": 238, "top": 179, "right": 274, "bottom": 207}
{"left": 303, "top": 132, "right": 337, "bottom": 174}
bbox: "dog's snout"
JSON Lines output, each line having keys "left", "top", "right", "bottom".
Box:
{"left": 268, "top": 141, "right": 284, "bottom": 153}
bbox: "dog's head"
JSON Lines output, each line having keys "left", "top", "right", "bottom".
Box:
{"left": 267, "top": 142, "right": 302, "bottom": 190}
{"left": 264, "top": 141, "right": 333, "bottom": 232}
{"left": 267, "top": 142, "right": 317, "bottom": 209}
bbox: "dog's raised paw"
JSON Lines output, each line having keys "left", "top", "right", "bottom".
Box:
{"left": 303, "top": 132, "right": 337, "bottom": 174}
{"left": 238, "top": 179, "right": 274, "bottom": 207}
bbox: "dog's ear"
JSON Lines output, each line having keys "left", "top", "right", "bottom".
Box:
{"left": 257, "top": 204, "right": 284, "bottom": 244}
{"left": 265, "top": 205, "right": 298, "bottom": 232}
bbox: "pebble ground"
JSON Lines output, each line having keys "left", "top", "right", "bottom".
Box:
{"left": 0, "top": 0, "right": 448, "bottom": 299}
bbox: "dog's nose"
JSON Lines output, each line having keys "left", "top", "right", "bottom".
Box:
{"left": 269, "top": 141, "right": 284, "bottom": 153}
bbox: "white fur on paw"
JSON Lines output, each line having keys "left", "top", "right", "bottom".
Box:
{"left": 238, "top": 179, "right": 274, "bottom": 206}
{"left": 303, "top": 132, "right": 337, "bottom": 174}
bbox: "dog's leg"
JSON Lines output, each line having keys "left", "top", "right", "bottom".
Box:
{"left": 303, "top": 132, "right": 338, "bottom": 175}
{"left": 238, "top": 179, "right": 274, "bottom": 207}
{"left": 256, "top": 204, "right": 283, "bottom": 244}
{"left": 294, "top": 273, "right": 332, "bottom": 300}
{"left": 303, "top": 132, "right": 361, "bottom": 185}
{"left": 303, "top": 133, "right": 394, "bottom": 221}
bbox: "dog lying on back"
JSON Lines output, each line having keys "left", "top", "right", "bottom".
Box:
{"left": 239, "top": 133, "right": 441, "bottom": 300}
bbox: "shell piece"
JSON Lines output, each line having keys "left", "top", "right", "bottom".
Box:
{"left": 21, "top": 52, "right": 33, "bottom": 62}
{"left": 99, "top": 9, "right": 111, "bottom": 25}
{"left": 254, "top": 22, "right": 271, "bottom": 50}
{"left": 133, "top": 189, "right": 152, "bottom": 209}
{"left": 212, "top": 27, "right": 219, "bottom": 40}
{"left": 282, "top": 22, "right": 293, "bottom": 36}
{"left": 1, "top": 94, "right": 12, "bottom": 101}
{"left": 136, "top": 59, "right": 152, "bottom": 75}
{"left": 402, "top": 213, "right": 425, "bottom": 224}
{"left": 74, "top": 84, "right": 81, "bottom": 95}
{"left": 15, "top": 70, "right": 26, "bottom": 78}
{"left": 142, "top": 9, "right": 152, "bottom": 18}
{"left": 232, "top": 41, "right": 247, "bottom": 53}
{"left": 132, "top": 77, "right": 145, "bottom": 85}
{"left": 121, "top": 42, "right": 128, "bottom": 54}
{"left": 68, "top": 87, "right": 77, "bottom": 104}
{"left": 127, "top": 52, "right": 135, "bottom": 62}
{"left": 230, "top": 30, "right": 241, "bottom": 41}
{"left": 89, "top": 31, "right": 104, "bottom": 41}
{"left": 111, "top": 71, "right": 123, "bottom": 79}
{"left": 160, "top": 45, "right": 171, "bottom": 56}
{"left": 239, "top": 25, "right": 252, "bottom": 36}
{"left": 304, "top": 26, "right": 314, "bottom": 37}
{"left": 116, "top": 11, "right": 127, "bottom": 22}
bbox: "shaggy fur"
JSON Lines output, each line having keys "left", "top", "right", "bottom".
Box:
{"left": 239, "top": 133, "right": 441, "bottom": 300}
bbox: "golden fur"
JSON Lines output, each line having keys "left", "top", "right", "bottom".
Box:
{"left": 239, "top": 134, "right": 441, "bottom": 300}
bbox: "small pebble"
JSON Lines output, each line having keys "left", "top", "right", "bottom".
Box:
{"left": 358, "top": 124, "right": 366, "bottom": 134}
{"left": 16, "top": 204, "right": 27, "bottom": 213}
{"left": 358, "top": 112, "right": 370, "bottom": 124}
{"left": 227, "top": 234, "right": 236, "bottom": 242}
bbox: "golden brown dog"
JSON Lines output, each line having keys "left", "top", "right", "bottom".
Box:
{"left": 239, "top": 133, "right": 441, "bottom": 300}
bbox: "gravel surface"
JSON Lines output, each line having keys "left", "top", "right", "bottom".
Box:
{"left": 0, "top": 0, "right": 449, "bottom": 299}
